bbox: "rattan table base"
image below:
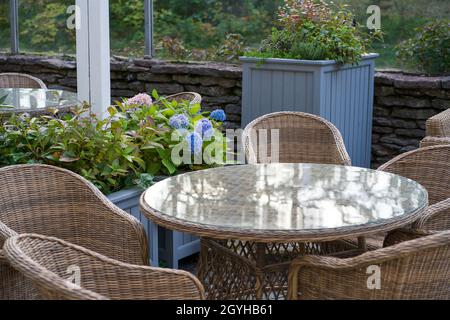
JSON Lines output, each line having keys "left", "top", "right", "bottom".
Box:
{"left": 197, "top": 238, "right": 363, "bottom": 300}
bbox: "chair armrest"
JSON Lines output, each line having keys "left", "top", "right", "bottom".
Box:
{"left": 288, "top": 232, "right": 446, "bottom": 300}
{"left": 3, "top": 234, "right": 204, "bottom": 300}
{"left": 412, "top": 198, "right": 450, "bottom": 232}
{"left": 108, "top": 265, "right": 205, "bottom": 300}
{"left": 51, "top": 264, "right": 204, "bottom": 300}
{"left": 0, "top": 222, "right": 18, "bottom": 248}
{"left": 70, "top": 254, "right": 205, "bottom": 300}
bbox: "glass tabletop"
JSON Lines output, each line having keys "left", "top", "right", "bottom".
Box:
{"left": 0, "top": 88, "right": 78, "bottom": 113}
{"left": 141, "top": 164, "right": 428, "bottom": 241}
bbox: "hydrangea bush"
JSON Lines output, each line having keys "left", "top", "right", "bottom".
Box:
{"left": 0, "top": 91, "right": 227, "bottom": 194}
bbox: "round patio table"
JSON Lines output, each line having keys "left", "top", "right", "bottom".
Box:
{"left": 0, "top": 88, "right": 78, "bottom": 115}
{"left": 140, "top": 163, "right": 428, "bottom": 300}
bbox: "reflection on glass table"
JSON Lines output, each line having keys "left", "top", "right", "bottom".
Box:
{"left": 0, "top": 88, "right": 78, "bottom": 114}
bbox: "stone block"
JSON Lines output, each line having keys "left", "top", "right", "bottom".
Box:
{"left": 377, "top": 96, "right": 430, "bottom": 108}
{"left": 145, "top": 83, "right": 184, "bottom": 95}
{"left": 373, "top": 126, "right": 394, "bottom": 134}
{"left": 373, "top": 106, "right": 391, "bottom": 117}
{"left": 375, "top": 86, "right": 395, "bottom": 97}
{"left": 202, "top": 96, "right": 241, "bottom": 104}
{"left": 151, "top": 63, "right": 242, "bottom": 79}
{"left": 185, "top": 85, "right": 230, "bottom": 97}
{"left": 373, "top": 117, "right": 391, "bottom": 127}
{"left": 38, "top": 58, "right": 76, "bottom": 70}
{"left": 225, "top": 104, "right": 242, "bottom": 115}
{"left": 137, "top": 73, "right": 172, "bottom": 83}
{"left": 442, "top": 77, "right": 450, "bottom": 89}
{"left": 431, "top": 99, "right": 450, "bottom": 110}
{"left": 391, "top": 108, "right": 436, "bottom": 120}
{"left": 379, "top": 134, "right": 420, "bottom": 147}
{"left": 390, "top": 119, "right": 417, "bottom": 129}
{"left": 394, "top": 128, "right": 426, "bottom": 138}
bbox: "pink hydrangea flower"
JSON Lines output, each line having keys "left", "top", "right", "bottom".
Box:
{"left": 125, "top": 93, "right": 153, "bottom": 107}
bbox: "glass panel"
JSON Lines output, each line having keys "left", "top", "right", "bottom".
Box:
{"left": 0, "top": 1, "right": 10, "bottom": 52}
{"left": 110, "top": 0, "right": 145, "bottom": 57}
{"left": 153, "top": 0, "right": 283, "bottom": 62}
{"left": 338, "top": 0, "right": 450, "bottom": 69}
{"left": 18, "top": 0, "right": 75, "bottom": 54}
{"left": 144, "top": 164, "right": 428, "bottom": 232}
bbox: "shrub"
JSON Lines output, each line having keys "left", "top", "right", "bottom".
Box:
{"left": 247, "top": 0, "right": 381, "bottom": 64}
{"left": 0, "top": 92, "right": 227, "bottom": 194}
{"left": 396, "top": 20, "right": 450, "bottom": 76}
{"left": 159, "top": 34, "right": 246, "bottom": 63}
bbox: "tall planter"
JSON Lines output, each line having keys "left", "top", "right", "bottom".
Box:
{"left": 240, "top": 54, "right": 379, "bottom": 168}
{"left": 108, "top": 186, "right": 200, "bottom": 269}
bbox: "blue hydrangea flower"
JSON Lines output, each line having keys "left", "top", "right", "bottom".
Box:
{"left": 169, "top": 114, "right": 189, "bottom": 129}
{"left": 185, "top": 132, "right": 203, "bottom": 155}
{"left": 195, "top": 118, "right": 214, "bottom": 140}
{"left": 210, "top": 109, "right": 226, "bottom": 122}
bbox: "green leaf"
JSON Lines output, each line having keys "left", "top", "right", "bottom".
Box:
{"left": 149, "top": 104, "right": 158, "bottom": 115}
{"left": 151, "top": 89, "right": 159, "bottom": 100}
{"left": 189, "top": 104, "right": 201, "bottom": 115}
{"left": 59, "top": 151, "right": 80, "bottom": 163}
{"left": 108, "top": 106, "right": 118, "bottom": 117}
{"left": 162, "top": 108, "right": 175, "bottom": 117}
{"left": 142, "top": 141, "right": 165, "bottom": 150}
{"left": 0, "top": 95, "right": 8, "bottom": 105}
{"left": 162, "top": 158, "right": 177, "bottom": 175}
{"left": 124, "top": 155, "right": 134, "bottom": 163}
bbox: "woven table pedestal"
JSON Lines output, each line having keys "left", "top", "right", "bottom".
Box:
{"left": 198, "top": 238, "right": 364, "bottom": 300}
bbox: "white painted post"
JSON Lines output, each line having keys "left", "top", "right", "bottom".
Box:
{"left": 76, "top": 0, "right": 111, "bottom": 118}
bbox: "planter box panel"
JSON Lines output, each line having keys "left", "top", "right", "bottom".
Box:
{"left": 108, "top": 187, "right": 200, "bottom": 268}
{"left": 244, "top": 65, "right": 317, "bottom": 123}
{"left": 241, "top": 54, "right": 378, "bottom": 168}
{"left": 321, "top": 63, "right": 374, "bottom": 167}
{"left": 107, "top": 188, "right": 159, "bottom": 266}
{"left": 160, "top": 230, "right": 200, "bottom": 269}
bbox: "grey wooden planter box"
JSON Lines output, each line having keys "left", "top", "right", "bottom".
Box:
{"left": 240, "top": 54, "right": 379, "bottom": 168}
{"left": 108, "top": 186, "right": 200, "bottom": 269}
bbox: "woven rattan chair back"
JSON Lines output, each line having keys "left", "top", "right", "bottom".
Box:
{"left": 378, "top": 145, "right": 450, "bottom": 206}
{"left": 289, "top": 230, "right": 450, "bottom": 300}
{"left": 0, "top": 164, "right": 148, "bottom": 300}
{"left": 243, "top": 112, "right": 351, "bottom": 165}
{"left": 154, "top": 92, "right": 202, "bottom": 107}
{"left": 3, "top": 234, "right": 204, "bottom": 300}
{"left": 0, "top": 73, "right": 47, "bottom": 89}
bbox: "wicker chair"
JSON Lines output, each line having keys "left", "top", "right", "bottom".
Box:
{"left": 3, "top": 234, "right": 204, "bottom": 300}
{"left": 0, "top": 73, "right": 47, "bottom": 89}
{"left": 0, "top": 164, "right": 149, "bottom": 300}
{"left": 379, "top": 145, "right": 450, "bottom": 232}
{"left": 243, "top": 112, "right": 351, "bottom": 165}
{"left": 420, "top": 109, "right": 450, "bottom": 147}
{"left": 154, "top": 92, "right": 202, "bottom": 107}
{"left": 288, "top": 230, "right": 450, "bottom": 300}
